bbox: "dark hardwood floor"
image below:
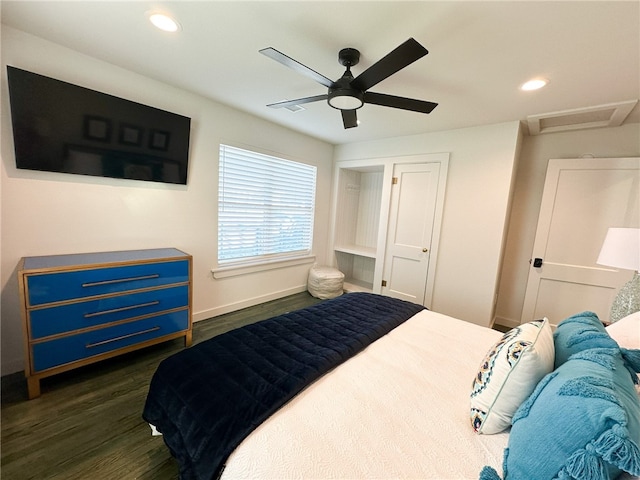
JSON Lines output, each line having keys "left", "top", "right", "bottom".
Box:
{"left": 1, "top": 292, "right": 322, "bottom": 480}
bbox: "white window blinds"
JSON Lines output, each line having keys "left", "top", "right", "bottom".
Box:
{"left": 218, "top": 145, "right": 317, "bottom": 263}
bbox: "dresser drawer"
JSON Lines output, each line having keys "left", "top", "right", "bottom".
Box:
{"left": 31, "top": 310, "right": 189, "bottom": 372}
{"left": 29, "top": 285, "right": 188, "bottom": 339}
{"left": 26, "top": 260, "right": 189, "bottom": 306}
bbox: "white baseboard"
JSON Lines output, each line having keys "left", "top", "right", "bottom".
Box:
{"left": 192, "top": 285, "right": 309, "bottom": 323}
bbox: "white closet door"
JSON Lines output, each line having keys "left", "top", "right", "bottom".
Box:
{"left": 382, "top": 163, "right": 440, "bottom": 304}
{"left": 521, "top": 157, "right": 640, "bottom": 325}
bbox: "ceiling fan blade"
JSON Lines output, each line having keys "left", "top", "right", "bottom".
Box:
{"left": 267, "top": 95, "right": 328, "bottom": 109}
{"left": 341, "top": 109, "right": 358, "bottom": 129}
{"left": 364, "top": 91, "right": 438, "bottom": 114}
{"left": 351, "top": 38, "right": 428, "bottom": 91}
{"left": 260, "top": 47, "right": 334, "bottom": 88}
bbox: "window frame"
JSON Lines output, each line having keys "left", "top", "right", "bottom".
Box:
{"left": 213, "top": 144, "right": 317, "bottom": 278}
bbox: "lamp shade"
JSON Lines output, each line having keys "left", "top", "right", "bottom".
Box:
{"left": 597, "top": 227, "right": 640, "bottom": 271}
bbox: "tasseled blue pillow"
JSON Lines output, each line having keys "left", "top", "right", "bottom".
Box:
{"left": 479, "top": 345, "right": 640, "bottom": 480}
{"left": 553, "top": 311, "right": 617, "bottom": 368}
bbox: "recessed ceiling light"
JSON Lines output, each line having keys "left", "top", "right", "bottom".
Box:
{"left": 147, "top": 12, "right": 181, "bottom": 32}
{"left": 521, "top": 78, "right": 548, "bottom": 91}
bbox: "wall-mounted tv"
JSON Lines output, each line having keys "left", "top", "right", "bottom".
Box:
{"left": 7, "top": 66, "right": 191, "bottom": 185}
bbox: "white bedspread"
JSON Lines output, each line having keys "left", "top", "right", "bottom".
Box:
{"left": 222, "top": 309, "right": 509, "bottom": 479}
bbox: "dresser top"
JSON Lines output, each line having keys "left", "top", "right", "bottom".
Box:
{"left": 22, "top": 248, "right": 189, "bottom": 270}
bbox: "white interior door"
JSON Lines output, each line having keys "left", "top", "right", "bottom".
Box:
{"left": 382, "top": 163, "right": 440, "bottom": 304}
{"left": 521, "top": 157, "right": 640, "bottom": 326}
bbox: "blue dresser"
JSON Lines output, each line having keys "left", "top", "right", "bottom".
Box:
{"left": 18, "top": 248, "right": 192, "bottom": 398}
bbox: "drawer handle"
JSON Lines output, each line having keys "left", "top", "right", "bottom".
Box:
{"left": 85, "top": 326, "right": 161, "bottom": 349}
{"left": 84, "top": 301, "right": 160, "bottom": 318}
{"left": 82, "top": 274, "right": 160, "bottom": 288}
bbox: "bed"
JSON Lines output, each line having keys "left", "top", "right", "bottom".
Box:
{"left": 142, "top": 293, "right": 640, "bottom": 480}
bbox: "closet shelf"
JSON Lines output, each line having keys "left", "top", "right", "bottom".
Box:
{"left": 334, "top": 245, "right": 377, "bottom": 258}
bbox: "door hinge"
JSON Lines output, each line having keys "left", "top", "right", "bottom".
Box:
{"left": 392, "top": 177, "right": 398, "bottom": 185}
{"left": 381, "top": 280, "right": 387, "bottom": 287}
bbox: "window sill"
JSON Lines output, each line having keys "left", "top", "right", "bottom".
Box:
{"left": 212, "top": 255, "right": 316, "bottom": 279}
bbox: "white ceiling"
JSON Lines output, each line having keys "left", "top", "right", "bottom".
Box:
{"left": 2, "top": 1, "right": 639, "bottom": 145}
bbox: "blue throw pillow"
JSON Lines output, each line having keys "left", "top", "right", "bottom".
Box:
{"left": 480, "top": 347, "right": 640, "bottom": 480}
{"left": 553, "top": 311, "right": 617, "bottom": 368}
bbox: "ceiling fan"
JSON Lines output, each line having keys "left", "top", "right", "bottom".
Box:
{"left": 259, "top": 38, "right": 438, "bottom": 129}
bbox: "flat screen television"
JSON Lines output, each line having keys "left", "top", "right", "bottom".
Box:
{"left": 7, "top": 66, "right": 191, "bottom": 185}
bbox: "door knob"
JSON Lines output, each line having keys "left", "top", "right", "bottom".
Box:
{"left": 422, "top": 248, "right": 428, "bottom": 253}
{"left": 532, "top": 258, "right": 543, "bottom": 268}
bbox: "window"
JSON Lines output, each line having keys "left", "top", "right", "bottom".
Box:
{"left": 218, "top": 145, "right": 317, "bottom": 265}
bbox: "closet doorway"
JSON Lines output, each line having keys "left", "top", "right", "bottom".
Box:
{"left": 331, "top": 153, "right": 448, "bottom": 308}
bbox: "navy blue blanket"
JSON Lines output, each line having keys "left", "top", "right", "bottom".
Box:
{"left": 142, "top": 292, "right": 425, "bottom": 480}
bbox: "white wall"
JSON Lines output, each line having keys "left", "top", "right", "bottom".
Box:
{"left": 0, "top": 27, "right": 334, "bottom": 375}
{"left": 334, "top": 121, "right": 522, "bottom": 327}
{"left": 495, "top": 123, "right": 640, "bottom": 327}
{"left": 6, "top": 25, "right": 634, "bottom": 379}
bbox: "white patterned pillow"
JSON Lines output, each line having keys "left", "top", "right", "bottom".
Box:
{"left": 470, "top": 318, "right": 554, "bottom": 434}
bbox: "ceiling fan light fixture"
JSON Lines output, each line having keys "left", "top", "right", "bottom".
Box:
{"left": 262, "top": 39, "right": 437, "bottom": 129}
{"left": 327, "top": 89, "right": 364, "bottom": 110}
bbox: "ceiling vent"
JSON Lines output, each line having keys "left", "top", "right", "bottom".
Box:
{"left": 282, "top": 102, "right": 306, "bottom": 113}
{"left": 527, "top": 100, "right": 637, "bottom": 135}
